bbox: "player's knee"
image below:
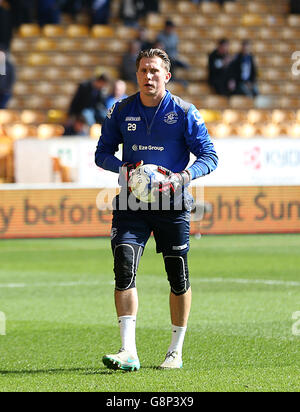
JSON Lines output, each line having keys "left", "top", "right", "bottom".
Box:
{"left": 164, "top": 254, "right": 190, "bottom": 296}
{"left": 113, "top": 243, "right": 142, "bottom": 291}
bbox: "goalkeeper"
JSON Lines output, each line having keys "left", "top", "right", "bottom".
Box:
{"left": 95, "top": 48, "right": 218, "bottom": 371}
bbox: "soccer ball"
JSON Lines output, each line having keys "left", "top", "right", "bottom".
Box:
{"left": 128, "top": 164, "right": 166, "bottom": 203}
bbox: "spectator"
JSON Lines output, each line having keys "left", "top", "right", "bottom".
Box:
{"left": 290, "top": 0, "right": 300, "bottom": 13}
{"left": 119, "top": 0, "right": 145, "bottom": 27}
{"left": 90, "top": 0, "right": 111, "bottom": 25}
{"left": 120, "top": 40, "right": 141, "bottom": 84}
{"left": 0, "top": 47, "right": 16, "bottom": 109}
{"left": 208, "top": 38, "right": 232, "bottom": 96}
{"left": 228, "top": 40, "right": 259, "bottom": 98}
{"left": 63, "top": 114, "right": 89, "bottom": 137}
{"left": 106, "top": 79, "right": 127, "bottom": 109}
{"left": 9, "top": 0, "right": 35, "bottom": 28}
{"left": 68, "top": 72, "right": 110, "bottom": 126}
{"left": 143, "top": 0, "right": 159, "bottom": 14}
{"left": 37, "top": 0, "right": 61, "bottom": 26}
{"left": 0, "top": 0, "right": 13, "bottom": 51}
{"left": 157, "top": 20, "right": 189, "bottom": 78}
{"left": 60, "top": 0, "right": 84, "bottom": 22}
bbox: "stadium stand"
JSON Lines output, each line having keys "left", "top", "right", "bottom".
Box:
{"left": 0, "top": 0, "right": 299, "bottom": 182}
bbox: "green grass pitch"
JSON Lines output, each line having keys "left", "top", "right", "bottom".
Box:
{"left": 0, "top": 234, "right": 299, "bottom": 392}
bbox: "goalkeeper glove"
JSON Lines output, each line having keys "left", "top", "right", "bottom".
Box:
{"left": 157, "top": 166, "right": 191, "bottom": 195}
{"left": 121, "top": 160, "right": 144, "bottom": 183}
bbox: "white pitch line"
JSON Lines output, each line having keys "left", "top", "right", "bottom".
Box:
{"left": 0, "top": 278, "right": 299, "bottom": 289}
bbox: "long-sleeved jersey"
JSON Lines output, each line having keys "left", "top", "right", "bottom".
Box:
{"left": 95, "top": 90, "right": 218, "bottom": 180}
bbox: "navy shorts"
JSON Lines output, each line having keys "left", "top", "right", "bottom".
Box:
{"left": 111, "top": 209, "right": 191, "bottom": 256}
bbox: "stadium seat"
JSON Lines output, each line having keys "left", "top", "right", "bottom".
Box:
{"left": 115, "top": 26, "right": 138, "bottom": 40}
{"left": 4, "top": 124, "right": 37, "bottom": 140}
{"left": 177, "top": 1, "right": 198, "bottom": 13}
{"left": 260, "top": 123, "right": 282, "bottom": 138}
{"left": 42, "top": 25, "right": 65, "bottom": 37}
{"left": 13, "top": 82, "right": 33, "bottom": 96}
{"left": 247, "top": 2, "right": 269, "bottom": 14}
{"left": 285, "top": 123, "right": 300, "bottom": 138}
{"left": 224, "top": 2, "right": 246, "bottom": 14}
{"left": 27, "top": 53, "right": 51, "bottom": 66}
{"left": 241, "top": 14, "right": 264, "bottom": 26}
{"left": 202, "top": 95, "right": 229, "bottom": 110}
{"left": 247, "top": 109, "right": 271, "bottom": 124}
{"left": 34, "top": 38, "right": 58, "bottom": 51}
{"left": 236, "top": 123, "right": 258, "bottom": 138}
{"left": 146, "top": 13, "right": 165, "bottom": 30}
{"left": 222, "top": 109, "right": 247, "bottom": 124}
{"left": 21, "top": 110, "right": 47, "bottom": 124}
{"left": 288, "top": 15, "right": 300, "bottom": 27}
{"left": 209, "top": 123, "right": 234, "bottom": 139}
{"left": 272, "top": 110, "right": 296, "bottom": 124}
{"left": 91, "top": 25, "right": 115, "bottom": 38}
{"left": 47, "top": 110, "right": 67, "bottom": 123}
{"left": 11, "top": 38, "right": 32, "bottom": 52}
{"left": 230, "top": 96, "right": 254, "bottom": 110}
{"left": 37, "top": 124, "right": 65, "bottom": 139}
{"left": 66, "top": 24, "right": 89, "bottom": 37}
{"left": 0, "top": 110, "right": 20, "bottom": 125}
{"left": 200, "top": 2, "right": 221, "bottom": 14}
{"left": 18, "top": 24, "right": 41, "bottom": 37}
{"left": 52, "top": 53, "right": 76, "bottom": 66}
{"left": 90, "top": 124, "right": 102, "bottom": 139}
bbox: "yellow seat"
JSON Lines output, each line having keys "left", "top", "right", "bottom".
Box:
{"left": 18, "top": 24, "right": 41, "bottom": 37}
{"left": 177, "top": 1, "right": 198, "bottom": 13}
{"left": 47, "top": 110, "right": 67, "bottom": 123}
{"left": 34, "top": 38, "right": 58, "bottom": 51}
{"left": 42, "top": 24, "right": 65, "bottom": 37}
{"left": 91, "top": 25, "right": 115, "bottom": 38}
{"left": 247, "top": 3, "right": 269, "bottom": 14}
{"left": 21, "top": 110, "right": 47, "bottom": 124}
{"left": 236, "top": 123, "right": 258, "bottom": 138}
{"left": 230, "top": 96, "right": 254, "bottom": 110}
{"left": 224, "top": 2, "right": 246, "bottom": 14}
{"left": 27, "top": 53, "right": 51, "bottom": 66}
{"left": 200, "top": 2, "right": 221, "bottom": 14}
{"left": 0, "top": 110, "right": 20, "bottom": 125}
{"left": 288, "top": 15, "right": 300, "bottom": 27}
{"left": 202, "top": 95, "right": 229, "bottom": 110}
{"left": 242, "top": 14, "right": 264, "bottom": 26}
{"left": 66, "top": 24, "right": 89, "bottom": 37}
{"left": 146, "top": 13, "right": 165, "bottom": 30}
{"left": 222, "top": 110, "right": 247, "bottom": 124}
{"left": 247, "top": 109, "right": 271, "bottom": 124}
{"left": 37, "top": 124, "right": 65, "bottom": 139}
{"left": 4, "top": 124, "right": 37, "bottom": 140}
{"left": 272, "top": 110, "right": 296, "bottom": 124}
{"left": 115, "top": 26, "right": 137, "bottom": 40}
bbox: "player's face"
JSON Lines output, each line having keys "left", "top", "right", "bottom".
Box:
{"left": 136, "top": 57, "right": 171, "bottom": 101}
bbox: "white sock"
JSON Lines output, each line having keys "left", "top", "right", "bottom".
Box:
{"left": 118, "top": 315, "right": 138, "bottom": 358}
{"left": 167, "top": 325, "right": 187, "bottom": 357}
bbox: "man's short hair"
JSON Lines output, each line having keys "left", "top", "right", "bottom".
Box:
{"left": 136, "top": 48, "right": 171, "bottom": 73}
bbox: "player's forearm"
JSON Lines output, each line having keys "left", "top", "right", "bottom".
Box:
{"left": 187, "top": 152, "right": 219, "bottom": 180}
{"left": 95, "top": 151, "right": 123, "bottom": 174}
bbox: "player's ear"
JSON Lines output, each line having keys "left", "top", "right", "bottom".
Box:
{"left": 165, "top": 71, "right": 172, "bottom": 84}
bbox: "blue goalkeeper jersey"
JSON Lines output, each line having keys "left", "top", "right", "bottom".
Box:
{"left": 95, "top": 90, "right": 218, "bottom": 180}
